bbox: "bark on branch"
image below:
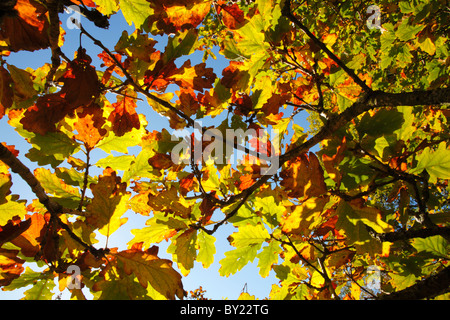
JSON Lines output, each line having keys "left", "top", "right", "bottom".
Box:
{"left": 367, "top": 225, "right": 450, "bottom": 242}
{"left": 377, "top": 266, "right": 450, "bottom": 300}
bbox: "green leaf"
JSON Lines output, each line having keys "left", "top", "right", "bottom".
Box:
{"left": 97, "top": 125, "right": 145, "bottom": 154}
{"left": 22, "top": 271, "right": 56, "bottom": 300}
{"left": 27, "top": 132, "right": 80, "bottom": 168}
{"left": 228, "top": 223, "right": 269, "bottom": 248}
{"left": 119, "top": 0, "right": 153, "bottom": 29}
{"left": 336, "top": 200, "right": 392, "bottom": 256}
{"left": 95, "top": 155, "right": 135, "bottom": 171}
{"left": 34, "top": 168, "right": 81, "bottom": 209}
{"left": 164, "top": 29, "right": 199, "bottom": 64}
{"left": 167, "top": 229, "right": 197, "bottom": 276}
{"left": 2, "top": 267, "right": 41, "bottom": 291}
{"left": 254, "top": 195, "right": 286, "bottom": 229}
{"left": 257, "top": 241, "right": 281, "bottom": 278}
{"left": 196, "top": 230, "right": 216, "bottom": 269}
{"left": 412, "top": 142, "right": 450, "bottom": 183}
{"left": 219, "top": 245, "right": 259, "bottom": 277}
{"left": 129, "top": 216, "right": 187, "bottom": 248}
{"left": 396, "top": 19, "right": 425, "bottom": 42}
{"left": 389, "top": 271, "right": 418, "bottom": 291}
{"left": 0, "top": 196, "right": 28, "bottom": 225}
{"left": 412, "top": 235, "right": 450, "bottom": 258}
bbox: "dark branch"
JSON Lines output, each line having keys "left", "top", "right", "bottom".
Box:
{"left": 282, "top": 0, "right": 372, "bottom": 93}
{"left": 377, "top": 266, "right": 450, "bottom": 300}
{"left": 367, "top": 225, "right": 450, "bottom": 242}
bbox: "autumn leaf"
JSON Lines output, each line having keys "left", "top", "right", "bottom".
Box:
{"left": 168, "top": 60, "right": 216, "bottom": 93}
{"left": 74, "top": 105, "right": 107, "bottom": 149}
{"left": 217, "top": 3, "right": 246, "bottom": 30}
{"left": 115, "top": 243, "right": 185, "bottom": 299}
{"left": 281, "top": 196, "right": 329, "bottom": 235}
{"left": 0, "top": 0, "right": 51, "bottom": 52}
{"left": 146, "top": 0, "right": 211, "bottom": 34}
{"left": 20, "top": 49, "right": 100, "bottom": 135}
{"left": 0, "top": 248, "right": 25, "bottom": 286}
{"left": 10, "top": 213, "right": 46, "bottom": 258}
{"left": 85, "top": 168, "right": 128, "bottom": 232}
{"left": 108, "top": 95, "right": 140, "bottom": 137}
{"left": 280, "top": 152, "right": 327, "bottom": 199}
{"left": 0, "top": 217, "right": 31, "bottom": 246}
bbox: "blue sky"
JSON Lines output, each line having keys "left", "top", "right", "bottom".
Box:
{"left": 0, "top": 8, "right": 312, "bottom": 300}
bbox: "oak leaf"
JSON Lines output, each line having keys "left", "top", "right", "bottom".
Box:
{"left": 20, "top": 49, "right": 100, "bottom": 135}
{"left": 10, "top": 213, "right": 46, "bottom": 258}
{"left": 0, "top": 66, "right": 13, "bottom": 118}
{"left": 108, "top": 95, "right": 140, "bottom": 137}
{"left": 0, "top": 0, "right": 50, "bottom": 52}
{"left": 85, "top": 168, "right": 128, "bottom": 232}
{"left": 115, "top": 243, "right": 185, "bottom": 299}
{"left": 280, "top": 152, "right": 327, "bottom": 199}
{"left": 0, "top": 248, "right": 25, "bottom": 286}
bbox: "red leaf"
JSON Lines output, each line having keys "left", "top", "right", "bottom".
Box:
{"left": 217, "top": 3, "right": 246, "bottom": 29}
{"left": 20, "top": 93, "right": 73, "bottom": 135}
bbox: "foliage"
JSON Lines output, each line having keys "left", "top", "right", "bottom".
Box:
{"left": 0, "top": 0, "right": 449, "bottom": 300}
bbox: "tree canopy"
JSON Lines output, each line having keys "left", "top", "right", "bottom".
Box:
{"left": 0, "top": 0, "right": 449, "bottom": 300}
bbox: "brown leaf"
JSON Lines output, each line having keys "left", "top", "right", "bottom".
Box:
{"left": 0, "top": 66, "right": 13, "bottom": 119}
{"left": 20, "top": 93, "right": 72, "bottom": 135}
{"left": 217, "top": 3, "right": 246, "bottom": 30}
{"left": 0, "top": 217, "right": 31, "bottom": 246}
{"left": 0, "top": 0, "right": 50, "bottom": 52}
{"left": 20, "top": 49, "right": 101, "bottom": 135}
{"left": 108, "top": 95, "right": 140, "bottom": 137}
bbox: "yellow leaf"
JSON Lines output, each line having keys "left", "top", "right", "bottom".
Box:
{"left": 115, "top": 243, "right": 185, "bottom": 300}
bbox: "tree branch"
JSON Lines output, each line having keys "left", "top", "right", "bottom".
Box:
{"left": 282, "top": 0, "right": 372, "bottom": 93}
{"left": 377, "top": 266, "right": 450, "bottom": 300}
{"left": 0, "top": 143, "right": 105, "bottom": 258}
{"left": 0, "top": 143, "right": 62, "bottom": 215}
{"left": 367, "top": 225, "right": 450, "bottom": 242}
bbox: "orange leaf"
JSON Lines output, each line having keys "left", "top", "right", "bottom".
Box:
{"left": 280, "top": 152, "right": 327, "bottom": 199}
{"left": 0, "top": 248, "right": 25, "bottom": 286}
{"left": 74, "top": 106, "right": 107, "bottom": 149}
{"left": 169, "top": 60, "right": 216, "bottom": 93}
{"left": 147, "top": 0, "right": 210, "bottom": 34}
{"left": 322, "top": 136, "right": 347, "bottom": 184}
{"left": 11, "top": 213, "right": 46, "bottom": 258}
